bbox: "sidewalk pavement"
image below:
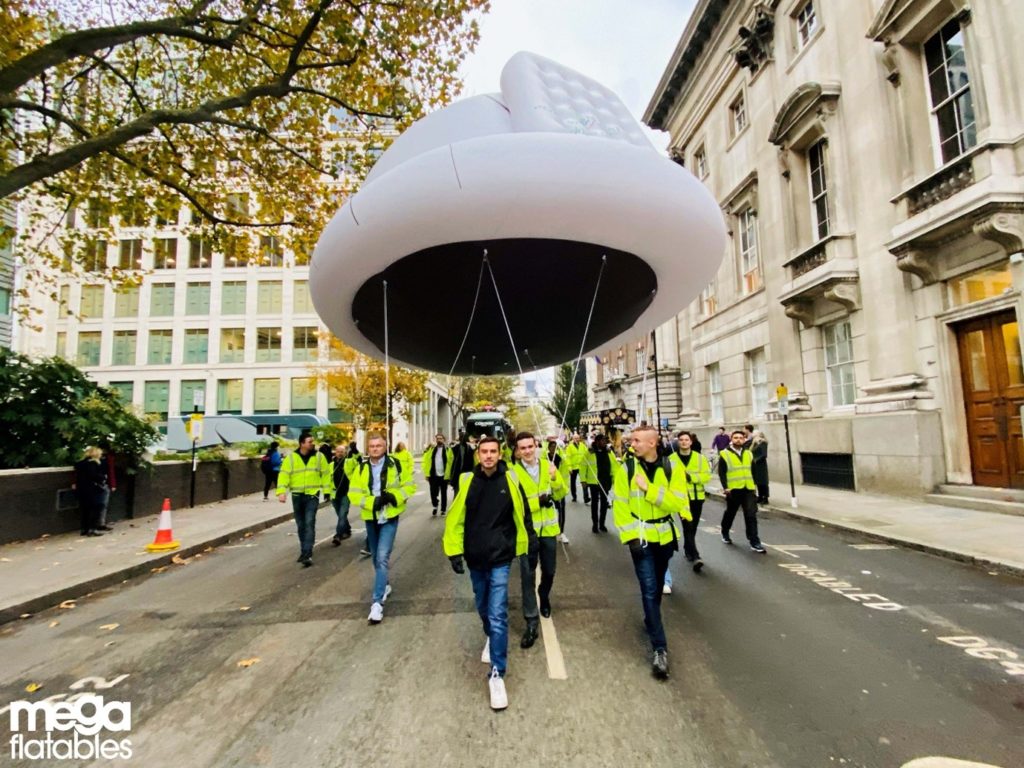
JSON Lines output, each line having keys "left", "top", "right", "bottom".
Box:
{"left": 0, "top": 493, "right": 296, "bottom": 625}
{"left": 707, "top": 482, "right": 1024, "bottom": 576}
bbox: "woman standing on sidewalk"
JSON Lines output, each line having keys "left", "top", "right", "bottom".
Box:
{"left": 751, "top": 431, "right": 769, "bottom": 505}
{"left": 73, "top": 446, "right": 108, "bottom": 536}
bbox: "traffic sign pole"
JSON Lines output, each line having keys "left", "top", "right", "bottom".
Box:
{"left": 778, "top": 383, "right": 797, "bottom": 508}
{"left": 189, "top": 389, "right": 205, "bottom": 509}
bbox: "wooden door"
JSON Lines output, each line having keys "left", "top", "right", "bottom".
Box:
{"left": 956, "top": 311, "right": 1024, "bottom": 489}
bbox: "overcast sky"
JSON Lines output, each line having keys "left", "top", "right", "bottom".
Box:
{"left": 456, "top": 0, "right": 697, "bottom": 395}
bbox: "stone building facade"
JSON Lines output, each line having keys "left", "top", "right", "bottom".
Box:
{"left": 641, "top": 0, "right": 1024, "bottom": 497}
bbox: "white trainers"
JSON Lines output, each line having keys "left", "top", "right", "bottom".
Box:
{"left": 481, "top": 638, "right": 491, "bottom": 665}
{"left": 488, "top": 668, "right": 508, "bottom": 710}
{"left": 382, "top": 584, "right": 392, "bottom": 602}
{"left": 558, "top": 533, "right": 569, "bottom": 544}
{"left": 662, "top": 583, "right": 672, "bottom": 595}
{"left": 367, "top": 602, "right": 384, "bottom": 624}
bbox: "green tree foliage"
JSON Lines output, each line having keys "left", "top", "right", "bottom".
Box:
{"left": 455, "top": 374, "right": 518, "bottom": 423}
{"left": 0, "top": 348, "right": 159, "bottom": 468}
{"left": 544, "top": 362, "right": 588, "bottom": 433}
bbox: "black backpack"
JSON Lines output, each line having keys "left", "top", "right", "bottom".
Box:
{"left": 624, "top": 455, "right": 673, "bottom": 487}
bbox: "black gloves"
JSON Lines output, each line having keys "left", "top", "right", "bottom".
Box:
{"left": 449, "top": 555, "right": 465, "bottom": 574}
{"left": 537, "top": 493, "right": 552, "bottom": 508}
{"left": 381, "top": 491, "right": 398, "bottom": 506}
{"left": 627, "top": 538, "right": 643, "bottom": 553}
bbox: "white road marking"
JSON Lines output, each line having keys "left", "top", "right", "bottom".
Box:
{"left": 937, "top": 636, "right": 1024, "bottom": 677}
{"left": 778, "top": 563, "right": 903, "bottom": 611}
{"left": 901, "top": 758, "right": 1005, "bottom": 767}
{"left": 537, "top": 589, "right": 567, "bottom": 680}
{"left": 850, "top": 543, "right": 897, "bottom": 550}
{"left": 767, "top": 544, "right": 818, "bottom": 558}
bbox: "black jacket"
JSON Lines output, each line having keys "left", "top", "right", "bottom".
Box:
{"left": 462, "top": 464, "right": 532, "bottom": 571}
{"left": 74, "top": 458, "right": 108, "bottom": 506}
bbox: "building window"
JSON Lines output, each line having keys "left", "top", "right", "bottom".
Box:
{"left": 730, "top": 93, "right": 747, "bottom": 137}
{"left": 183, "top": 329, "right": 209, "bottom": 364}
{"left": 118, "top": 239, "right": 142, "bottom": 269}
{"left": 925, "top": 18, "right": 977, "bottom": 164}
{"left": 188, "top": 237, "right": 212, "bottom": 268}
{"left": 79, "top": 285, "right": 105, "bottom": 319}
{"left": 257, "top": 281, "right": 282, "bottom": 314}
{"left": 701, "top": 280, "right": 718, "bottom": 316}
{"left": 185, "top": 282, "right": 210, "bottom": 315}
{"left": 179, "top": 380, "right": 205, "bottom": 414}
{"left": 147, "top": 329, "right": 173, "bottom": 365}
{"left": 220, "top": 328, "right": 245, "bottom": 363}
{"left": 155, "top": 204, "right": 179, "bottom": 228}
{"left": 747, "top": 347, "right": 768, "bottom": 417}
{"left": 76, "top": 332, "right": 101, "bottom": 367}
{"left": 150, "top": 283, "right": 175, "bottom": 316}
{"left": 144, "top": 381, "right": 170, "bottom": 422}
{"left": 796, "top": 1, "right": 817, "bottom": 48}
{"left": 601, "top": 357, "right": 610, "bottom": 382}
{"left": 58, "top": 285, "right": 71, "bottom": 316}
{"left": 255, "top": 327, "right": 282, "bottom": 362}
{"left": 290, "top": 377, "right": 317, "bottom": 414}
{"left": 824, "top": 320, "right": 856, "bottom": 407}
{"left": 153, "top": 238, "right": 177, "bottom": 269}
{"left": 0, "top": 286, "right": 10, "bottom": 315}
{"left": 708, "top": 362, "right": 723, "bottom": 422}
{"left": 738, "top": 208, "right": 761, "bottom": 294}
{"left": 221, "top": 281, "right": 247, "bottom": 315}
{"left": 253, "top": 379, "right": 281, "bottom": 413}
{"left": 293, "top": 327, "right": 318, "bottom": 362}
{"left": 694, "top": 145, "right": 708, "bottom": 179}
{"left": 108, "top": 381, "right": 133, "bottom": 406}
{"left": 112, "top": 331, "right": 137, "bottom": 366}
{"left": 259, "top": 236, "right": 284, "bottom": 267}
{"left": 808, "top": 139, "right": 830, "bottom": 240}
{"left": 635, "top": 344, "right": 647, "bottom": 374}
{"left": 85, "top": 199, "right": 109, "bottom": 229}
{"left": 293, "top": 280, "right": 314, "bottom": 313}
{"left": 84, "top": 240, "right": 107, "bottom": 272}
{"left": 113, "top": 286, "right": 139, "bottom": 318}
{"left": 949, "top": 264, "right": 1013, "bottom": 307}
{"left": 119, "top": 201, "right": 146, "bottom": 228}
{"left": 217, "top": 378, "right": 244, "bottom": 414}
{"left": 56, "top": 332, "right": 67, "bottom": 358}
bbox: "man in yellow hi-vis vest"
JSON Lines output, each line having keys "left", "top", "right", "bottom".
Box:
{"left": 348, "top": 432, "right": 417, "bottom": 624}
{"left": 718, "top": 429, "right": 766, "bottom": 554}
{"left": 611, "top": 424, "right": 690, "bottom": 679}
{"left": 669, "top": 431, "right": 714, "bottom": 573}
{"left": 277, "top": 432, "right": 333, "bottom": 567}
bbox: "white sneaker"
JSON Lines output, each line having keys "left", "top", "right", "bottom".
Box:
{"left": 481, "top": 638, "right": 491, "bottom": 665}
{"left": 488, "top": 668, "right": 508, "bottom": 710}
{"left": 367, "top": 602, "right": 384, "bottom": 624}
{"left": 558, "top": 533, "right": 569, "bottom": 544}
{"left": 382, "top": 584, "right": 392, "bottom": 602}
{"left": 662, "top": 583, "right": 672, "bottom": 595}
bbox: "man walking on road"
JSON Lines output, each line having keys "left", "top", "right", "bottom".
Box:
{"left": 612, "top": 425, "right": 690, "bottom": 679}
{"left": 278, "top": 432, "right": 333, "bottom": 567}
{"left": 512, "top": 431, "right": 567, "bottom": 648}
{"left": 565, "top": 433, "right": 589, "bottom": 504}
{"left": 545, "top": 436, "right": 570, "bottom": 543}
{"left": 348, "top": 433, "right": 417, "bottom": 623}
{"left": 423, "top": 433, "right": 453, "bottom": 516}
{"left": 719, "top": 430, "right": 766, "bottom": 554}
{"left": 669, "top": 431, "right": 712, "bottom": 573}
{"left": 583, "top": 433, "right": 619, "bottom": 533}
{"left": 331, "top": 443, "right": 352, "bottom": 545}
{"left": 444, "top": 435, "right": 531, "bottom": 711}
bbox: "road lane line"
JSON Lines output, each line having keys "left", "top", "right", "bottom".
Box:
{"left": 537, "top": 588, "right": 568, "bottom": 680}
{"left": 767, "top": 544, "right": 818, "bottom": 558}
{"left": 850, "top": 543, "right": 897, "bottom": 550}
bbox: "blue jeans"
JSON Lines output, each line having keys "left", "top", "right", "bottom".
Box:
{"left": 469, "top": 563, "right": 511, "bottom": 676}
{"left": 630, "top": 542, "right": 673, "bottom": 652}
{"left": 365, "top": 516, "right": 400, "bottom": 604}
{"left": 332, "top": 495, "right": 351, "bottom": 537}
{"left": 292, "top": 494, "right": 319, "bottom": 559}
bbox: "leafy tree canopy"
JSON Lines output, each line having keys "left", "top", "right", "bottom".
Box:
{"left": 544, "top": 362, "right": 588, "bottom": 433}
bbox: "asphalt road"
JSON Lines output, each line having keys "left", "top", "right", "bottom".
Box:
{"left": 1, "top": 484, "right": 1022, "bottom": 768}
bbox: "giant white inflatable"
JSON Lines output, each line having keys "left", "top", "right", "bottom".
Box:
{"left": 310, "top": 51, "right": 725, "bottom": 375}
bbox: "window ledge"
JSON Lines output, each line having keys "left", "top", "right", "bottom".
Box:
{"left": 785, "top": 25, "right": 824, "bottom": 74}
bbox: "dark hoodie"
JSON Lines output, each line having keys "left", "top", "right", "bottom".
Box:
{"left": 462, "top": 463, "right": 532, "bottom": 571}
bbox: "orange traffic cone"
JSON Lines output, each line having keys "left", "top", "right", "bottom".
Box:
{"left": 146, "top": 498, "right": 181, "bottom": 552}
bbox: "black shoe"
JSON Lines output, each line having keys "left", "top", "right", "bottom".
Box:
{"left": 301, "top": 557, "right": 313, "bottom": 567}
{"left": 592, "top": 526, "right": 599, "bottom": 533}
{"left": 692, "top": 558, "right": 704, "bottom": 573}
{"left": 539, "top": 597, "right": 551, "bottom": 619}
{"left": 80, "top": 531, "right": 90, "bottom": 537}
{"left": 432, "top": 508, "right": 438, "bottom": 516}
{"left": 721, "top": 534, "right": 733, "bottom": 545}
{"left": 296, "top": 554, "right": 305, "bottom": 563}
{"left": 750, "top": 542, "right": 767, "bottom": 554}
{"left": 97, "top": 525, "right": 114, "bottom": 531}
{"left": 440, "top": 510, "right": 446, "bottom": 516}
{"left": 599, "top": 525, "right": 607, "bottom": 532}
{"left": 652, "top": 649, "right": 669, "bottom": 679}
{"left": 87, "top": 530, "right": 103, "bottom": 536}
{"left": 520, "top": 626, "right": 539, "bottom": 649}
{"left": 359, "top": 548, "right": 372, "bottom": 557}
{"left": 331, "top": 536, "right": 341, "bottom": 547}
{"left": 340, "top": 531, "right": 352, "bottom": 540}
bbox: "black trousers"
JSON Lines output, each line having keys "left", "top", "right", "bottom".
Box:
{"left": 722, "top": 489, "right": 760, "bottom": 545}
{"left": 556, "top": 498, "right": 567, "bottom": 532}
{"left": 262, "top": 471, "right": 278, "bottom": 499}
{"left": 428, "top": 475, "right": 448, "bottom": 512}
{"left": 756, "top": 483, "right": 769, "bottom": 504}
{"left": 79, "top": 499, "right": 102, "bottom": 534}
{"left": 520, "top": 536, "right": 557, "bottom": 626}
{"left": 681, "top": 498, "right": 704, "bottom": 560}
{"left": 570, "top": 469, "right": 589, "bottom": 502}
{"left": 450, "top": 471, "right": 461, "bottom": 496}
{"left": 589, "top": 482, "right": 610, "bottom": 529}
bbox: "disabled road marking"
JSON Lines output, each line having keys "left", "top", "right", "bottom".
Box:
{"left": 779, "top": 563, "right": 903, "bottom": 611}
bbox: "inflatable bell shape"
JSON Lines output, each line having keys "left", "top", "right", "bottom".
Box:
{"left": 310, "top": 51, "right": 726, "bottom": 375}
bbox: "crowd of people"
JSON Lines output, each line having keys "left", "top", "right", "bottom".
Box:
{"left": 264, "top": 421, "right": 771, "bottom": 711}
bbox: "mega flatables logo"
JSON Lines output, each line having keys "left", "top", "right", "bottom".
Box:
{"left": 8, "top": 694, "right": 132, "bottom": 761}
